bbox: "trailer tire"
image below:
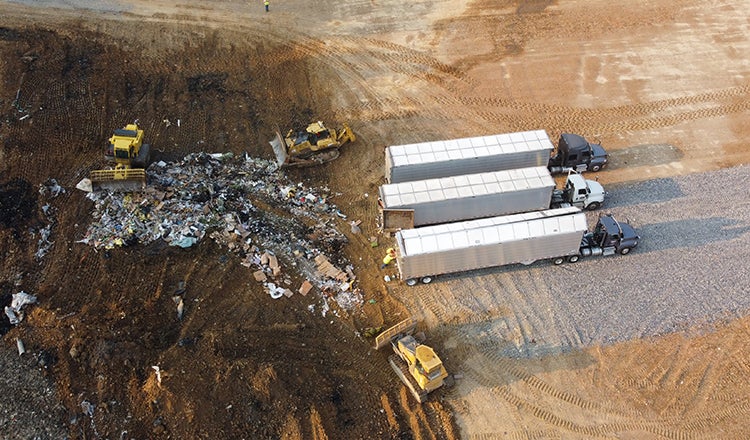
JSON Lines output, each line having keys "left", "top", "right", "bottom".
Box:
{"left": 586, "top": 202, "right": 601, "bottom": 211}
{"left": 591, "top": 164, "right": 602, "bottom": 172}
{"left": 568, "top": 255, "right": 580, "bottom": 263}
{"left": 619, "top": 247, "right": 632, "bottom": 255}
{"left": 553, "top": 257, "right": 565, "bottom": 265}
{"left": 421, "top": 276, "right": 433, "bottom": 284}
{"left": 405, "top": 278, "right": 418, "bottom": 286}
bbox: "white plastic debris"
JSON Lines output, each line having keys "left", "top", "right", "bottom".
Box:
{"left": 172, "top": 236, "right": 198, "bottom": 248}
{"left": 76, "top": 178, "right": 93, "bottom": 193}
{"left": 266, "top": 282, "right": 285, "bottom": 299}
{"left": 152, "top": 366, "right": 162, "bottom": 386}
{"left": 42, "top": 179, "right": 65, "bottom": 197}
{"left": 81, "top": 400, "right": 95, "bottom": 417}
{"left": 4, "top": 291, "right": 38, "bottom": 325}
{"left": 16, "top": 338, "right": 25, "bottom": 356}
{"left": 176, "top": 298, "right": 185, "bottom": 320}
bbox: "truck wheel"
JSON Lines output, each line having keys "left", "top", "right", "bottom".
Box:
{"left": 568, "top": 255, "right": 580, "bottom": 263}
{"left": 421, "top": 276, "right": 433, "bottom": 284}
{"left": 553, "top": 257, "right": 565, "bottom": 265}
{"left": 586, "top": 202, "right": 601, "bottom": 211}
{"left": 619, "top": 247, "right": 632, "bottom": 255}
{"left": 591, "top": 164, "right": 602, "bottom": 172}
{"left": 405, "top": 279, "right": 418, "bottom": 286}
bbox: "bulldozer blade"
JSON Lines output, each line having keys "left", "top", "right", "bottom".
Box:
{"left": 91, "top": 178, "right": 146, "bottom": 192}
{"left": 89, "top": 168, "right": 147, "bottom": 192}
{"left": 374, "top": 317, "right": 417, "bottom": 349}
{"left": 269, "top": 130, "right": 288, "bottom": 167}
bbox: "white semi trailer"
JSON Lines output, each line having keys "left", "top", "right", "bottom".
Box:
{"left": 379, "top": 166, "right": 555, "bottom": 228}
{"left": 384, "top": 130, "right": 553, "bottom": 184}
{"left": 379, "top": 167, "right": 605, "bottom": 230}
{"left": 394, "top": 207, "right": 639, "bottom": 285}
{"left": 384, "top": 130, "right": 609, "bottom": 184}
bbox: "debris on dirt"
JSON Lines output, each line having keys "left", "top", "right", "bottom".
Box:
{"left": 176, "top": 297, "right": 185, "bottom": 320}
{"left": 350, "top": 220, "right": 362, "bottom": 234}
{"left": 152, "top": 365, "right": 162, "bottom": 386}
{"left": 266, "top": 282, "right": 286, "bottom": 299}
{"left": 299, "top": 280, "right": 313, "bottom": 296}
{"left": 4, "top": 291, "right": 38, "bottom": 325}
{"left": 77, "top": 152, "right": 364, "bottom": 311}
{"left": 32, "top": 179, "right": 66, "bottom": 260}
{"left": 16, "top": 338, "right": 26, "bottom": 356}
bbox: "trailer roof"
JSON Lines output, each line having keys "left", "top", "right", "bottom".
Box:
{"left": 386, "top": 130, "right": 554, "bottom": 167}
{"left": 380, "top": 166, "right": 554, "bottom": 208}
{"left": 397, "top": 207, "right": 587, "bottom": 256}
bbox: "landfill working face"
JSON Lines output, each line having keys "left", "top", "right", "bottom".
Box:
{"left": 77, "top": 152, "right": 362, "bottom": 311}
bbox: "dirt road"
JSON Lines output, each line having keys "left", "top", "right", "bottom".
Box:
{"left": 1, "top": 0, "right": 749, "bottom": 438}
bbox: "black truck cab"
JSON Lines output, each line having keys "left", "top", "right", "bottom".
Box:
{"left": 585, "top": 214, "right": 640, "bottom": 255}
{"left": 548, "top": 133, "right": 608, "bottom": 173}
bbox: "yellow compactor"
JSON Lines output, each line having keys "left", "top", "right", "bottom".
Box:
{"left": 269, "top": 121, "right": 355, "bottom": 168}
{"left": 375, "top": 317, "right": 449, "bottom": 403}
{"left": 89, "top": 123, "right": 151, "bottom": 192}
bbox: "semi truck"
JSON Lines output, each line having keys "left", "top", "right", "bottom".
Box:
{"left": 384, "top": 130, "right": 607, "bottom": 184}
{"left": 548, "top": 133, "right": 608, "bottom": 174}
{"left": 379, "top": 167, "right": 605, "bottom": 230}
{"left": 393, "top": 207, "right": 639, "bottom": 286}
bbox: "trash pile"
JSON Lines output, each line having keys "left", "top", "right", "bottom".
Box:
{"left": 77, "top": 152, "right": 363, "bottom": 311}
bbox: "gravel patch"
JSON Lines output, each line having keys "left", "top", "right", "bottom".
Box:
{"left": 523, "top": 164, "right": 750, "bottom": 353}
{"left": 424, "top": 165, "right": 750, "bottom": 358}
{"left": 0, "top": 346, "right": 67, "bottom": 439}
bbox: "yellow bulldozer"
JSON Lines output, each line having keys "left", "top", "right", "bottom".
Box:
{"left": 374, "top": 317, "right": 450, "bottom": 403}
{"left": 269, "top": 121, "right": 355, "bottom": 168}
{"left": 89, "top": 123, "right": 151, "bottom": 192}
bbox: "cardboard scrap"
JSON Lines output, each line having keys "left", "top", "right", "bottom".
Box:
{"left": 299, "top": 280, "right": 313, "bottom": 296}
{"left": 314, "top": 254, "right": 346, "bottom": 280}
{"left": 253, "top": 270, "right": 267, "bottom": 282}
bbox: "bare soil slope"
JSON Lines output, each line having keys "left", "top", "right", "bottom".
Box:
{"left": 1, "top": 0, "right": 749, "bottom": 439}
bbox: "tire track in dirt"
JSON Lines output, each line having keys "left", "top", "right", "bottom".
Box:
{"left": 467, "top": 343, "right": 641, "bottom": 418}
{"left": 461, "top": 334, "right": 750, "bottom": 438}
{"left": 255, "top": 31, "right": 490, "bottom": 135}
{"left": 459, "top": 85, "right": 750, "bottom": 118}
{"left": 464, "top": 360, "right": 696, "bottom": 438}
{"left": 455, "top": 85, "right": 750, "bottom": 137}
{"left": 406, "top": 272, "right": 681, "bottom": 433}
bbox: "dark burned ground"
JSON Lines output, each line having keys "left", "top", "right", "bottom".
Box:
{"left": 0, "top": 19, "right": 456, "bottom": 440}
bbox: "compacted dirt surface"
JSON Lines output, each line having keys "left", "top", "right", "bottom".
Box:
{"left": 1, "top": 0, "right": 750, "bottom": 439}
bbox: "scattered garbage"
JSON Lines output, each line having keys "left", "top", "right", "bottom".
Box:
{"left": 176, "top": 297, "right": 185, "bottom": 320}
{"left": 152, "top": 366, "right": 162, "bottom": 386}
{"left": 266, "top": 283, "right": 286, "bottom": 299}
{"left": 77, "top": 152, "right": 364, "bottom": 312}
{"left": 81, "top": 399, "right": 100, "bottom": 438}
{"left": 16, "top": 338, "right": 25, "bottom": 356}
{"left": 350, "top": 220, "right": 361, "bottom": 234}
{"left": 33, "top": 179, "right": 65, "bottom": 260}
{"left": 299, "top": 281, "right": 313, "bottom": 296}
{"left": 81, "top": 400, "right": 95, "bottom": 417}
{"left": 4, "top": 291, "right": 38, "bottom": 325}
